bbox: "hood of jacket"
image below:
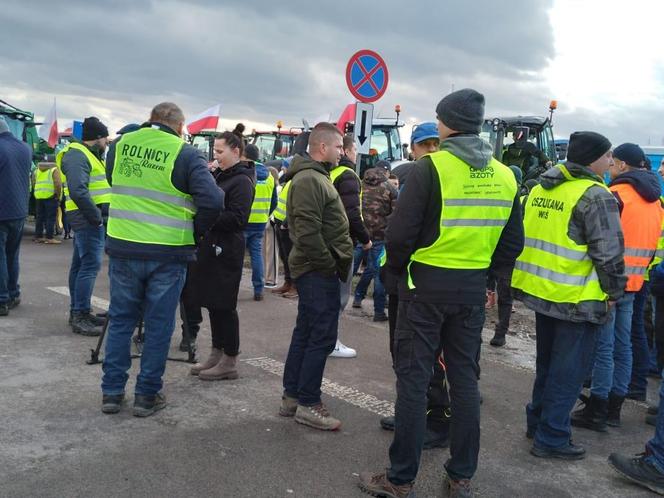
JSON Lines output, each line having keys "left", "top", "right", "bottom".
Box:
{"left": 255, "top": 162, "right": 269, "bottom": 182}
{"left": 609, "top": 169, "right": 661, "bottom": 202}
{"left": 539, "top": 161, "right": 605, "bottom": 190}
{"left": 440, "top": 133, "right": 494, "bottom": 170}
{"left": 363, "top": 167, "right": 388, "bottom": 186}
{"left": 286, "top": 153, "right": 331, "bottom": 179}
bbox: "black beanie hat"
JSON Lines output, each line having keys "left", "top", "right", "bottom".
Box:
{"left": 435, "top": 88, "right": 485, "bottom": 134}
{"left": 613, "top": 143, "right": 647, "bottom": 169}
{"left": 82, "top": 116, "right": 109, "bottom": 141}
{"left": 566, "top": 131, "right": 611, "bottom": 166}
{"left": 244, "top": 144, "right": 260, "bottom": 162}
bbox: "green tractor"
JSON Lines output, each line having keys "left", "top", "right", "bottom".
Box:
{"left": 0, "top": 99, "right": 47, "bottom": 159}
{"left": 481, "top": 101, "right": 558, "bottom": 182}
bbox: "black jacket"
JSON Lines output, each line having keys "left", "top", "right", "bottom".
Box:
{"left": 188, "top": 161, "right": 255, "bottom": 310}
{"left": 332, "top": 157, "right": 370, "bottom": 245}
{"left": 105, "top": 123, "right": 224, "bottom": 262}
{"left": 385, "top": 134, "right": 524, "bottom": 304}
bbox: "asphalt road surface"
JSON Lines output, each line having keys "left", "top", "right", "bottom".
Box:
{"left": 0, "top": 230, "right": 660, "bottom": 497}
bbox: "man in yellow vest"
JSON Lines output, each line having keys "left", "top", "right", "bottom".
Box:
{"left": 359, "top": 89, "right": 524, "bottom": 498}
{"left": 32, "top": 161, "right": 62, "bottom": 244}
{"left": 100, "top": 102, "right": 223, "bottom": 417}
{"left": 512, "top": 131, "right": 626, "bottom": 460}
{"left": 328, "top": 134, "right": 372, "bottom": 358}
{"left": 243, "top": 144, "right": 277, "bottom": 301}
{"left": 58, "top": 117, "right": 111, "bottom": 337}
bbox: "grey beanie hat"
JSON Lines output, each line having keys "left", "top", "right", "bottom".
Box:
{"left": 435, "top": 88, "right": 485, "bottom": 134}
{"left": 0, "top": 117, "right": 9, "bottom": 134}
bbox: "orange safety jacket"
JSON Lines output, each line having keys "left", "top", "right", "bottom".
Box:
{"left": 611, "top": 183, "right": 664, "bottom": 292}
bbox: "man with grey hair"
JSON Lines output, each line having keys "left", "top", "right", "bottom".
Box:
{"left": 100, "top": 102, "right": 223, "bottom": 417}
{"left": 0, "top": 116, "right": 32, "bottom": 316}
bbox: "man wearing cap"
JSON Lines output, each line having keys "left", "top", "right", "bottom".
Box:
{"left": 244, "top": 143, "right": 277, "bottom": 301}
{"left": 512, "top": 132, "right": 626, "bottom": 460}
{"left": 571, "top": 143, "right": 662, "bottom": 432}
{"left": 0, "top": 117, "right": 32, "bottom": 316}
{"left": 391, "top": 122, "right": 440, "bottom": 188}
{"left": 57, "top": 116, "right": 112, "bottom": 337}
{"left": 360, "top": 89, "right": 524, "bottom": 498}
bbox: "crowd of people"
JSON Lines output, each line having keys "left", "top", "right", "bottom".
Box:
{"left": 3, "top": 89, "right": 664, "bottom": 496}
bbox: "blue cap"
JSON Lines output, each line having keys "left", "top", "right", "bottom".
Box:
{"left": 411, "top": 122, "right": 439, "bottom": 144}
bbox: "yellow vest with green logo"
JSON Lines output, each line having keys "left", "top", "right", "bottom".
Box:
{"left": 248, "top": 173, "right": 275, "bottom": 224}
{"left": 106, "top": 127, "right": 195, "bottom": 246}
{"left": 511, "top": 164, "right": 609, "bottom": 303}
{"left": 407, "top": 151, "right": 516, "bottom": 289}
{"left": 274, "top": 180, "right": 290, "bottom": 222}
{"left": 34, "top": 167, "right": 56, "bottom": 199}
{"left": 56, "top": 142, "right": 112, "bottom": 211}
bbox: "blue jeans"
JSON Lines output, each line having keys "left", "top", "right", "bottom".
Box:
{"left": 0, "top": 219, "right": 24, "bottom": 304}
{"left": 244, "top": 229, "right": 265, "bottom": 294}
{"left": 35, "top": 197, "right": 58, "bottom": 239}
{"left": 283, "top": 271, "right": 340, "bottom": 406}
{"left": 590, "top": 293, "right": 635, "bottom": 398}
{"left": 353, "top": 244, "right": 366, "bottom": 274}
{"left": 68, "top": 224, "right": 104, "bottom": 313}
{"left": 101, "top": 257, "right": 187, "bottom": 396}
{"left": 646, "top": 370, "right": 664, "bottom": 473}
{"left": 526, "top": 313, "right": 597, "bottom": 449}
{"left": 630, "top": 284, "right": 651, "bottom": 396}
{"left": 354, "top": 240, "right": 386, "bottom": 314}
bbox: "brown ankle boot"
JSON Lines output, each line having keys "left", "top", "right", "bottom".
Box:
{"left": 199, "top": 353, "right": 239, "bottom": 381}
{"left": 271, "top": 281, "right": 292, "bottom": 294}
{"left": 190, "top": 348, "right": 223, "bottom": 376}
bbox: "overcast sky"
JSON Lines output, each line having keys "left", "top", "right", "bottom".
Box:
{"left": 2, "top": 0, "right": 663, "bottom": 146}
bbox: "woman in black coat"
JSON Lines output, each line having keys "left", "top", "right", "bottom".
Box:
{"left": 189, "top": 130, "right": 255, "bottom": 380}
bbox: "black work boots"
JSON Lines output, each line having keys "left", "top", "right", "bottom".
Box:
{"left": 70, "top": 311, "right": 102, "bottom": 336}
{"left": 571, "top": 394, "right": 608, "bottom": 432}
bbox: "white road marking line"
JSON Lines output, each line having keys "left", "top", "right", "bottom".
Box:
{"left": 46, "top": 287, "right": 109, "bottom": 310}
{"left": 242, "top": 356, "right": 395, "bottom": 417}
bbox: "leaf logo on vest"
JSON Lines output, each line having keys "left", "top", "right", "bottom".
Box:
{"left": 469, "top": 165, "right": 494, "bottom": 179}
{"left": 120, "top": 144, "right": 170, "bottom": 175}
{"left": 119, "top": 157, "right": 142, "bottom": 178}
{"left": 530, "top": 196, "right": 564, "bottom": 220}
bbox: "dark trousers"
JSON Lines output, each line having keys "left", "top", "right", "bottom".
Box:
{"left": 387, "top": 293, "right": 451, "bottom": 430}
{"left": 655, "top": 297, "right": 664, "bottom": 371}
{"left": 35, "top": 197, "right": 58, "bottom": 239}
{"left": 283, "top": 271, "right": 340, "bottom": 406}
{"left": 209, "top": 308, "right": 239, "bottom": 356}
{"left": 0, "top": 219, "right": 24, "bottom": 304}
{"left": 388, "top": 301, "right": 483, "bottom": 484}
{"left": 494, "top": 274, "right": 514, "bottom": 336}
{"left": 275, "top": 224, "right": 293, "bottom": 283}
{"left": 180, "top": 296, "right": 202, "bottom": 340}
{"left": 630, "top": 283, "right": 651, "bottom": 395}
{"left": 526, "top": 313, "right": 597, "bottom": 449}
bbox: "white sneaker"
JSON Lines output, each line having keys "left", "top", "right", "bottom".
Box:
{"left": 329, "top": 340, "right": 356, "bottom": 358}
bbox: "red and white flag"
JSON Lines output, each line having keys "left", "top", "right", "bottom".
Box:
{"left": 38, "top": 99, "right": 58, "bottom": 148}
{"left": 336, "top": 102, "right": 356, "bottom": 134}
{"left": 186, "top": 104, "right": 221, "bottom": 134}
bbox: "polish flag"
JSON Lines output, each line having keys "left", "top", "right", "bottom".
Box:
{"left": 38, "top": 100, "right": 58, "bottom": 148}
{"left": 336, "top": 103, "right": 356, "bottom": 134}
{"left": 186, "top": 104, "right": 221, "bottom": 134}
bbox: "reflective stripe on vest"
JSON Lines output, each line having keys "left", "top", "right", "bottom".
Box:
{"left": 610, "top": 182, "right": 663, "bottom": 292}
{"left": 511, "top": 164, "right": 609, "bottom": 304}
{"left": 248, "top": 173, "right": 275, "bottom": 224}
{"left": 56, "top": 142, "right": 112, "bottom": 211}
{"left": 407, "top": 151, "right": 517, "bottom": 289}
{"left": 274, "top": 180, "right": 290, "bottom": 222}
{"left": 106, "top": 127, "right": 195, "bottom": 246}
{"left": 34, "top": 168, "right": 55, "bottom": 199}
